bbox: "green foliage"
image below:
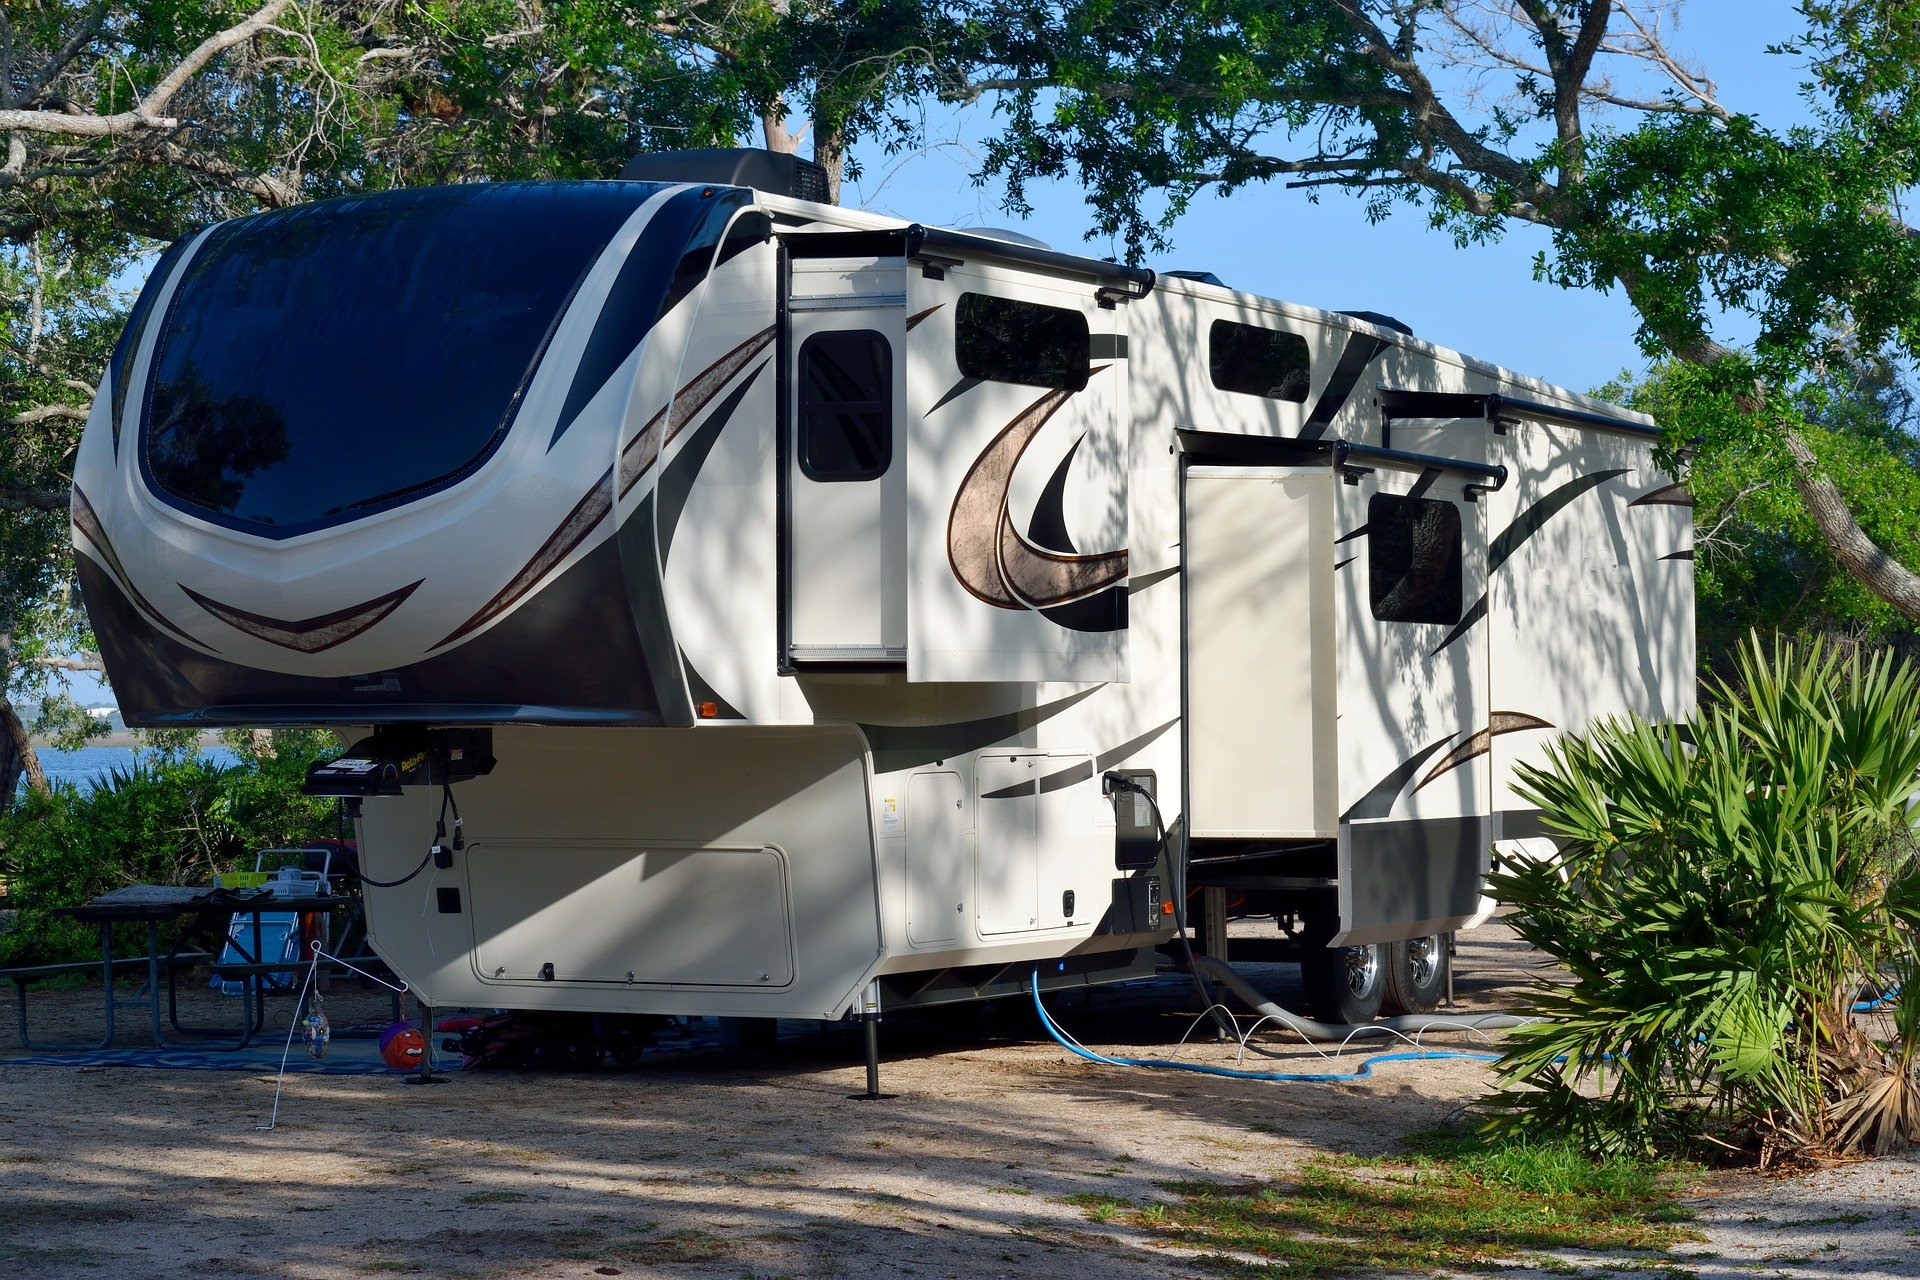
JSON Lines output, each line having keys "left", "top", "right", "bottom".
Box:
{"left": 1598, "top": 353, "right": 1920, "bottom": 672}
{"left": 0, "top": 731, "right": 341, "bottom": 964}
{"left": 1069, "top": 1129, "right": 1696, "bottom": 1277}
{"left": 1488, "top": 635, "right": 1920, "bottom": 1159}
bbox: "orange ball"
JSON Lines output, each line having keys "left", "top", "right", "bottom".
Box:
{"left": 379, "top": 1022, "right": 427, "bottom": 1070}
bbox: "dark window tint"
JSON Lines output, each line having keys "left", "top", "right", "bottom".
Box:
{"left": 799, "top": 330, "right": 892, "bottom": 480}
{"left": 143, "top": 182, "right": 665, "bottom": 535}
{"left": 955, "top": 293, "right": 1088, "bottom": 389}
{"left": 1209, "top": 319, "right": 1310, "bottom": 401}
{"left": 109, "top": 237, "right": 193, "bottom": 446}
{"left": 1369, "top": 494, "right": 1463, "bottom": 625}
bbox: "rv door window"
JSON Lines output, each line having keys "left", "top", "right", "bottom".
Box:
{"left": 1208, "top": 319, "right": 1310, "bottom": 402}
{"left": 954, "top": 293, "right": 1089, "bottom": 390}
{"left": 1368, "top": 494, "right": 1463, "bottom": 625}
{"left": 798, "top": 329, "right": 893, "bottom": 480}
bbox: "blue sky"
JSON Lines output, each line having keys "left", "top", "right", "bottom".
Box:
{"left": 63, "top": 4, "right": 1811, "bottom": 711}
{"left": 843, "top": 2, "right": 1813, "bottom": 395}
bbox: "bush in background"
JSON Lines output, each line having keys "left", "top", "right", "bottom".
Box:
{"left": 0, "top": 730, "right": 341, "bottom": 965}
{"left": 1488, "top": 636, "right": 1920, "bottom": 1163}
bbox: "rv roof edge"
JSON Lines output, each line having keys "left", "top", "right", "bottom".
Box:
{"left": 774, "top": 223, "right": 1156, "bottom": 295}
{"left": 908, "top": 224, "right": 1156, "bottom": 297}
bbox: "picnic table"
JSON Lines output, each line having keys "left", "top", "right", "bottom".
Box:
{"left": 4, "top": 884, "right": 360, "bottom": 1052}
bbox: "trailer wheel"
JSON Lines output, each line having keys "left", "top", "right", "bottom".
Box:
{"left": 1381, "top": 934, "right": 1449, "bottom": 1016}
{"left": 1301, "top": 941, "right": 1387, "bottom": 1025}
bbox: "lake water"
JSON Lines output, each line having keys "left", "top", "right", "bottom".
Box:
{"left": 31, "top": 744, "right": 244, "bottom": 793}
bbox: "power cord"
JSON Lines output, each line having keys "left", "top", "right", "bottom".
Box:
{"left": 1102, "top": 770, "right": 1238, "bottom": 1041}
{"left": 356, "top": 775, "right": 464, "bottom": 889}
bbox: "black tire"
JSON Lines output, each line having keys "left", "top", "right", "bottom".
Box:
{"left": 1300, "top": 940, "right": 1388, "bottom": 1025}
{"left": 1381, "top": 933, "right": 1449, "bottom": 1016}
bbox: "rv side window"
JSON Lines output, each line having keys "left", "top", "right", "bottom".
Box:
{"left": 1368, "top": 495, "right": 1463, "bottom": 625}
{"left": 955, "top": 293, "right": 1089, "bottom": 390}
{"left": 798, "top": 329, "right": 893, "bottom": 481}
{"left": 1208, "top": 319, "right": 1310, "bottom": 402}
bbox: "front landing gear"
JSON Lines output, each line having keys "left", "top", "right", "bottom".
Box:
{"left": 849, "top": 981, "right": 894, "bottom": 1101}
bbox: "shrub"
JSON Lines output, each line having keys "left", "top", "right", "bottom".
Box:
{"left": 0, "top": 731, "right": 342, "bottom": 965}
{"left": 1487, "top": 635, "right": 1920, "bottom": 1162}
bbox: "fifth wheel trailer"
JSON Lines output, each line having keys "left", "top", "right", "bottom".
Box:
{"left": 72, "top": 148, "right": 1694, "bottom": 1032}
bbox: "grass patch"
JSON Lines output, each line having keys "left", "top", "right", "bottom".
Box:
{"left": 1067, "top": 1127, "right": 1700, "bottom": 1278}
{"left": 604, "top": 1228, "right": 733, "bottom": 1263}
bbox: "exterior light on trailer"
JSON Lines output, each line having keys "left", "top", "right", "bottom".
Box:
{"left": 1161, "top": 900, "right": 1176, "bottom": 916}
{"left": 697, "top": 702, "right": 719, "bottom": 718}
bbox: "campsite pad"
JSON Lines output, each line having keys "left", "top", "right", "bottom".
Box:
{"left": 4, "top": 918, "right": 1915, "bottom": 1280}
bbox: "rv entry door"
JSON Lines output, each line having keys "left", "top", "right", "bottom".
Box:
{"left": 783, "top": 253, "right": 909, "bottom": 663}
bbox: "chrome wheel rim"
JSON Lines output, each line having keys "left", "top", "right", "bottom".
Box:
{"left": 1345, "top": 945, "right": 1380, "bottom": 997}
{"left": 1407, "top": 935, "right": 1441, "bottom": 988}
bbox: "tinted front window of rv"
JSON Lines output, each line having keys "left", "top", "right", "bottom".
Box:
{"left": 1209, "top": 319, "right": 1310, "bottom": 401}
{"left": 799, "top": 330, "right": 892, "bottom": 480}
{"left": 1369, "top": 495, "right": 1462, "bottom": 625}
{"left": 143, "top": 182, "right": 665, "bottom": 535}
{"left": 955, "top": 293, "right": 1088, "bottom": 390}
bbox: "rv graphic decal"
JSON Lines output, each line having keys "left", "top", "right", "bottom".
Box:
{"left": 859, "top": 688, "right": 1101, "bottom": 773}
{"left": 434, "top": 470, "right": 616, "bottom": 649}
{"left": 1298, "top": 332, "right": 1391, "bottom": 440}
{"left": 1343, "top": 735, "right": 1459, "bottom": 821}
{"left": 1429, "top": 467, "right": 1629, "bottom": 657}
{"left": 436, "top": 329, "right": 775, "bottom": 651}
{"left": 1629, "top": 480, "right": 1694, "bottom": 507}
{"left": 1415, "top": 711, "right": 1555, "bottom": 792}
{"left": 71, "top": 486, "right": 208, "bottom": 650}
{"left": 977, "top": 718, "right": 1180, "bottom": 798}
{"left": 619, "top": 326, "right": 775, "bottom": 498}
{"left": 904, "top": 304, "right": 942, "bottom": 331}
{"left": 947, "top": 375, "right": 1129, "bottom": 611}
{"left": 183, "top": 578, "right": 422, "bottom": 654}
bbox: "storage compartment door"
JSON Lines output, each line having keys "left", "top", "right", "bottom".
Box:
{"left": 976, "top": 753, "right": 1040, "bottom": 935}
{"left": 906, "top": 770, "right": 967, "bottom": 946}
{"left": 467, "top": 840, "right": 795, "bottom": 987}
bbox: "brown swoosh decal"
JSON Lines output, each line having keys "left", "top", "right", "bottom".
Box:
{"left": 182, "top": 579, "right": 423, "bottom": 654}
{"left": 948, "top": 373, "right": 1128, "bottom": 610}
{"left": 619, "top": 325, "right": 775, "bottom": 499}
{"left": 1629, "top": 481, "right": 1694, "bottom": 508}
{"left": 433, "top": 468, "right": 614, "bottom": 650}
{"left": 905, "top": 304, "right": 942, "bottom": 330}
{"left": 71, "top": 487, "right": 211, "bottom": 650}
{"left": 438, "top": 327, "right": 775, "bottom": 652}
{"left": 1415, "top": 711, "right": 1555, "bottom": 792}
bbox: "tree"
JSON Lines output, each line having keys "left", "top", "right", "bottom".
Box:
{"left": 1601, "top": 349, "right": 1920, "bottom": 673}
{"left": 958, "top": 0, "right": 1920, "bottom": 624}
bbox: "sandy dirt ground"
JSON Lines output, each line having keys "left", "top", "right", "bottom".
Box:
{"left": 1, "top": 921, "right": 1916, "bottom": 1280}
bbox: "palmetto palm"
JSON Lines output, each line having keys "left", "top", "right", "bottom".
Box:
{"left": 1488, "top": 635, "right": 1920, "bottom": 1160}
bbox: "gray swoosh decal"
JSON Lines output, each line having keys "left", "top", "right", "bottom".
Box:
{"left": 1342, "top": 735, "right": 1458, "bottom": 822}
{"left": 859, "top": 689, "right": 1100, "bottom": 774}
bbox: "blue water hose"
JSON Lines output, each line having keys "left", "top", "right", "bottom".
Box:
{"left": 1028, "top": 971, "right": 1501, "bottom": 1083}
{"left": 1854, "top": 984, "right": 1903, "bottom": 1013}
